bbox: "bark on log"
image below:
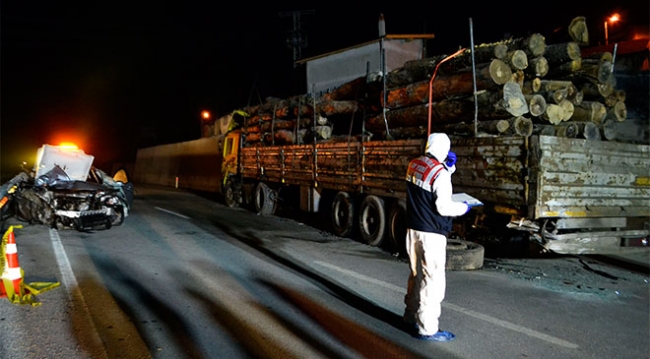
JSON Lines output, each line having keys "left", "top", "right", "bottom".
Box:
{"left": 370, "top": 81, "right": 528, "bottom": 131}
{"left": 380, "top": 126, "right": 427, "bottom": 140}
{"left": 397, "top": 42, "right": 510, "bottom": 84}
{"left": 571, "top": 101, "right": 607, "bottom": 124}
{"left": 583, "top": 52, "right": 613, "bottom": 63}
{"left": 579, "top": 80, "right": 614, "bottom": 99}
{"left": 525, "top": 56, "right": 549, "bottom": 78}
{"left": 386, "top": 55, "right": 445, "bottom": 88}
{"left": 294, "top": 102, "right": 314, "bottom": 117}
{"left": 533, "top": 124, "right": 557, "bottom": 136}
{"left": 321, "top": 77, "right": 384, "bottom": 102}
{"left": 365, "top": 104, "right": 432, "bottom": 131}
{"left": 383, "top": 59, "right": 512, "bottom": 109}
{"left": 445, "top": 119, "right": 510, "bottom": 136}
{"left": 442, "top": 43, "right": 512, "bottom": 72}
{"left": 260, "top": 118, "right": 312, "bottom": 133}
{"left": 526, "top": 94, "right": 547, "bottom": 117}
{"left": 546, "top": 59, "right": 582, "bottom": 77}
{"left": 544, "top": 42, "right": 582, "bottom": 66}
{"left": 577, "top": 60, "right": 614, "bottom": 84}
{"left": 246, "top": 115, "right": 261, "bottom": 127}
{"left": 316, "top": 100, "right": 359, "bottom": 116}
{"left": 245, "top": 132, "right": 262, "bottom": 143}
{"left": 322, "top": 77, "right": 365, "bottom": 101}
{"left": 539, "top": 80, "right": 574, "bottom": 92}
{"left": 505, "top": 33, "right": 546, "bottom": 58}
{"left": 243, "top": 125, "right": 261, "bottom": 134}
{"left": 272, "top": 129, "right": 296, "bottom": 145}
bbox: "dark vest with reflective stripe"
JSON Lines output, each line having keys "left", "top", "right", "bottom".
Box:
{"left": 405, "top": 155, "right": 452, "bottom": 235}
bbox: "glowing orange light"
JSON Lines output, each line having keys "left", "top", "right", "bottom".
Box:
{"left": 58, "top": 142, "right": 79, "bottom": 149}
{"left": 201, "top": 110, "right": 211, "bottom": 120}
{"left": 604, "top": 14, "right": 622, "bottom": 45}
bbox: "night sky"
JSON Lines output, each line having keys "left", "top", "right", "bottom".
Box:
{"left": 1, "top": 1, "right": 648, "bottom": 180}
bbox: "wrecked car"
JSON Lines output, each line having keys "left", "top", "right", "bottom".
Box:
{"left": 0, "top": 144, "right": 133, "bottom": 231}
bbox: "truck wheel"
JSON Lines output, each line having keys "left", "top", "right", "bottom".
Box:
{"left": 331, "top": 191, "right": 356, "bottom": 237}
{"left": 446, "top": 238, "right": 485, "bottom": 271}
{"left": 358, "top": 195, "right": 386, "bottom": 246}
{"left": 224, "top": 178, "right": 241, "bottom": 208}
{"left": 387, "top": 199, "right": 407, "bottom": 256}
{"left": 254, "top": 182, "right": 276, "bottom": 215}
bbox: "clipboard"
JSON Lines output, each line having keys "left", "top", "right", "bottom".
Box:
{"left": 452, "top": 193, "right": 483, "bottom": 207}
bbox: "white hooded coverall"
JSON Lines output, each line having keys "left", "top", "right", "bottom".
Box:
{"left": 403, "top": 133, "right": 468, "bottom": 336}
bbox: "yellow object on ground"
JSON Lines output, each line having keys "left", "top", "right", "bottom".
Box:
{"left": 1, "top": 225, "right": 60, "bottom": 306}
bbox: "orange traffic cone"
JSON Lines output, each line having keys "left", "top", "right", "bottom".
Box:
{"left": 3, "top": 228, "right": 24, "bottom": 297}
{"left": 1, "top": 225, "right": 59, "bottom": 306}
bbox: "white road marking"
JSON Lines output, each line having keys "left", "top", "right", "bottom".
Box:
{"left": 314, "top": 260, "right": 579, "bottom": 349}
{"left": 49, "top": 228, "right": 108, "bottom": 358}
{"left": 155, "top": 206, "right": 189, "bottom": 219}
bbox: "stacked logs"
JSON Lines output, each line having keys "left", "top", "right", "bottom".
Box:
{"left": 211, "top": 16, "right": 642, "bottom": 146}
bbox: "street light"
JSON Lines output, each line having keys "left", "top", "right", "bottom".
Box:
{"left": 604, "top": 13, "right": 620, "bottom": 45}
{"left": 200, "top": 110, "right": 211, "bottom": 137}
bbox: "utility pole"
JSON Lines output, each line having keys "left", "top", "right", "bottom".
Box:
{"left": 279, "top": 10, "right": 314, "bottom": 67}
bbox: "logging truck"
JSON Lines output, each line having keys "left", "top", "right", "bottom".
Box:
{"left": 134, "top": 19, "right": 649, "bottom": 257}
{"left": 208, "top": 123, "right": 649, "bottom": 256}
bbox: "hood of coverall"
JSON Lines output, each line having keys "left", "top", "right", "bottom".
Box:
{"left": 425, "top": 133, "right": 451, "bottom": 162}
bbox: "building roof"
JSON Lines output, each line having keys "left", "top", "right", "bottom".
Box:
{"left": 295, "top": 34, "right": 434, "bottom": 65}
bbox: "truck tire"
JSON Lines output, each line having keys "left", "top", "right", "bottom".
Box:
{"left": 254, "top": 182, "right": 276, "bottom": 216}
{"left": 331, "top": 191, "right": 356, "bottom": 237}
{"left": 224, "top": 178, "right": 241, "bottom": 208}
{"left": 387, "top": 199, "right": 407, "bottom": 256}
{"left": 358, "top": 195, "right": 387, "bottom": 246}
{"left": 446, "top": 238, "right": 485, "bottom": 270}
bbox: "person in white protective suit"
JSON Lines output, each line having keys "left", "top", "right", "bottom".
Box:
{"left": 403, "top": 132, "right": 470, "bottom": 342}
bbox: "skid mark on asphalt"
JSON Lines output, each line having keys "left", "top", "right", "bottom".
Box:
{"left": 314, "top": 260, "right": 579, "bottom": 349}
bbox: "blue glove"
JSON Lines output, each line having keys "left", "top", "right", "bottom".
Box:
{"left": 445, "top": 151, "right": 457, "bottom": 168}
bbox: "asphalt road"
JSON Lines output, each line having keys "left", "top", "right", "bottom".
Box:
{"left": 0, "top": 184, "right": 648, "bottom": 359}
